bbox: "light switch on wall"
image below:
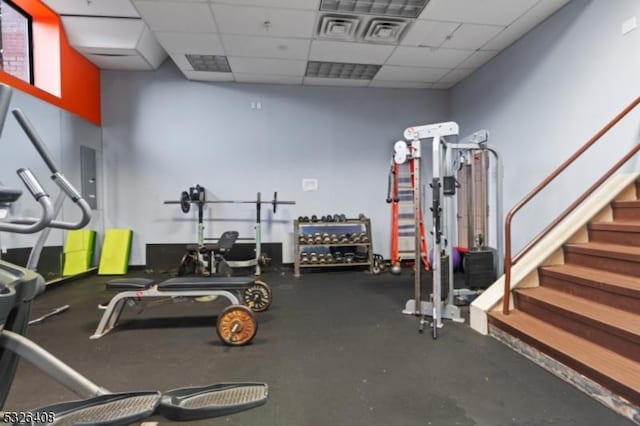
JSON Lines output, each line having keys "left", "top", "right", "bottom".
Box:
{"left": 302, "top": 179, "right": 318, "bottom": 192}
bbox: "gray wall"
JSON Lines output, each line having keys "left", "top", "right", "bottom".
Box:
{"left": 0, "top": 88, "right": 104, "bottom": 256}
{"left": 451, "top": 0, "right": 640, "bottom": 253}
{"left": 101, "top": 63, "right": 449, "bottom": 264}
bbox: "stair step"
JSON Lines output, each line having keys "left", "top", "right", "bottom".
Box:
{"left": 488, "top": 310, "right": 640, "bottom": 406}
{"left": 515, "top": 286, "right": 640, "bottom": 362}
{"left": 539, "top": 264, "right": 640, "bottom": 314}
{"left": 564, "top": 242, "right": 640, "bottom": 277}
{"left": 612, "top": 200, "right": 640, "bottom": 221}
{"left": 588, "top": 220, "right": 640, "bottom": 246}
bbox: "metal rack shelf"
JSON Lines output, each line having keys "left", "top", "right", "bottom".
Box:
{"left": 294, "top": 218, "right": 373, "bottom": 277}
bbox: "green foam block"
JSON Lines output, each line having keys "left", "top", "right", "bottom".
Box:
{"left": 62, "top": 230, "right": 96, "bottom": 276}
{"left": 63, "top": 250, "right": 92, "bottom": 276}
{"left": 64, "top": 229, "right": 96, "bottom": 253}
{"left": 98, "top": 229, "right": 133, "bottom": 275}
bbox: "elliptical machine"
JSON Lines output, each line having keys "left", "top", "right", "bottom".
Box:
{"left": 0, "top": 83, "right": 267, "bottom": 424}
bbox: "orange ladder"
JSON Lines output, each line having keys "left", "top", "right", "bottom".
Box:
{"left": 390, "top": 159, "right": 430, "bottom": 270}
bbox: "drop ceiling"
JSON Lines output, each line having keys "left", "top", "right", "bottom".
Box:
{"left": 43, "top": 0, "right": 571, "bottom": 89}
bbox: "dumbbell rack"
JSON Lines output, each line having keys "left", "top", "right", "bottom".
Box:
{"left": 293, "top": 218, "right": 374, "bottom": 277}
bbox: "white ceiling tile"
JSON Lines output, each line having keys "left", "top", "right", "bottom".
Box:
{"left": 43, "top": 0, "right": 139, "bottom": 17}
{"left": 303, "top": 77, "right": 370, "bottom": 87}
{"left": 156, "top": 32, "right": 225, "bottom": 54}
{"left": 442, "top": 24, "right": 504, "bottom": 50}
{"left": 458, "top": 50, "right": 499, "bottom": 68}
{"left": 369, "top": 80, "right": 432, "bottom": 89}
{"left": 169, "top": 53, "right": 194, "bottom": 70}
{"left": 228, "top": 57, "right": 306, "bottom": 76}
{"left": 222, "top": 35, "right": 310, "bottom": 59}
{"left": 437, "top": 68, "right": 474, "bottom": 84}
{"left": 309, "top": 40, "right": 395, "bottom": 64}
{"left": 133, "top": 1, "right": 217, "bottom": 32}
{"left": 85, "top": 54, "right": 152, "bottom": 70}
{"left": 211, "top": 4, "right": 317, "bottom": 38}
{"left": 483, "top": 0, "right": 571, "bottom": 50}
{"left": 136, "top": 26, "right": 169, "bottom": 69}
{"left": 420, "top": 0, "right": 538, "bottom": 26}
{"left": 374, "top": 66, "right": 449, "bottom": 83}
{"left": 61, "top": 17, "right": 143, "bottom": 51}
{"left": 432, "top": 82, "right": 455, "bottom": 89}
{"left": 181, "top": 70, "right": 235, "bottom": 82}
{"left": 386, "top": 46, "right": 472, "bottom": 68}
{"left": 401, "top": 20, "right": 460, "bottom": 47}
{"left": 211, "top": 0, "right": 320, "bottom": 10}
{"left": 234, "top": 73, "right": 303, "bottom": 85}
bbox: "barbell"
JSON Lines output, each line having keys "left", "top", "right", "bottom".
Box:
{"left": 164, "top": 186, "right": 295, "bottom": 214}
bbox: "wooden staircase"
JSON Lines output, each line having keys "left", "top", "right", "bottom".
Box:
{"left": 489, "top": 180, "right": 640, "bottom": 411}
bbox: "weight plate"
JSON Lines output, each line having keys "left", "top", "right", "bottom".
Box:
{"left": 216, "top": 305, "right": 257, "bottom": 346}
{"left": 243, "top": 280, "right": 272, "bottom": 313}
{"left": 180, "top": 191, "right": 191, "bottom": 213}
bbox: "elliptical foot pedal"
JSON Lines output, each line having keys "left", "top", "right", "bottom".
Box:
{"left": 20, "top": 391, "right": 161, "bottom": 425}
{"left": 158, "top": 383, "right": 268, "bottom": 421}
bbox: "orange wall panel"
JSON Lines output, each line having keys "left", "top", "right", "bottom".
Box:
{"left": 0, "top": 0, "right": 101, "bottom": 125}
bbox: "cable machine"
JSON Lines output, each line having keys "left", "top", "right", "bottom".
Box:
{"left": 393, "top": 122, "right": 503, "bottom": 339}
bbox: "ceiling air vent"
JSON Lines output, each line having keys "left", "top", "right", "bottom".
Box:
{"left": 185, "top": 55, "right": 231, "bottom": 72}
{"left": 306, "top": 60, "right": 381, "bottom": 80}
{"left": 318, "top": 14, "right": 361, "bottom": 41}
{"left": 320, "top": 0, "right": 430, "bottom": 19}
{"left": 363, "top": 18, "right": 409, "bottom": 44}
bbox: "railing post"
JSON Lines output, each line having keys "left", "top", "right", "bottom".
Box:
{"left": 500, "top": 96, "right": 640, "bottom": 317}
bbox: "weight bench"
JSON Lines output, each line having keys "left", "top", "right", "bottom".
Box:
{"left": 91, "top": 276, "right": 272, "bottom": 345}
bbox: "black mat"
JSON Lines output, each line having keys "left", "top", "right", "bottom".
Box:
{"left": 5, "top": 269, "right": 633, "bottom": 425}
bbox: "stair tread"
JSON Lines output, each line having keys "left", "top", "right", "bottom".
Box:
{"left": 589, "top": 220, "right": 640, "bottom": 232}
{"left": 564, "top": 242, "right": 640, "bottom": 259}
{"left": 540, "top": 264, "right": 640, "bottom": 296}
{"left": 489, "top": 310, "right": 640, "bottom": 393}
{"left": 613, "top": 200, "right": 640, "bottom": 207}
{"left": 516, "top": 286, "right": 640, "bottom": 338}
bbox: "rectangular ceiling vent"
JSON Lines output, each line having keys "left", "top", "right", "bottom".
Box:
{"left": 306, "top": 60, "right": 381, "bottom": 80}
{"left": 318, "top": 14, "right": 361, "bottom": 41}
{"left": 363, "top": 18, "right": 409, "bottom": 43}
{"left": 185, "top": 54, "right": 231, "bottom": 72}
{"left": 320, "top": 0, "right": 430, "bottom": 19}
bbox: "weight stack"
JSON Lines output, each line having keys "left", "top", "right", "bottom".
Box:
{"left": 424, "top": 254, "right": 450, "bottom": 301}
{"left": 463, "top": 249, "right": 496, "bottom": 289}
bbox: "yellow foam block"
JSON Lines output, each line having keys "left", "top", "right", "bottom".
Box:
{"left": 98, "top": 229, "right": 132, "bottom": 275}
{"left": 62, "top": 250, "right": 92, "bottom": 276}
{"left": 64, "top": 229, "right": 96, "bottom": 253}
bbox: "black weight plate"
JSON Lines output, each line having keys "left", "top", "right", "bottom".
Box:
{"left": 243, "top": 281, "right": 272, "bottom": 312}
{"left": 180, "top": 191, "right": 191, "bottom": 213}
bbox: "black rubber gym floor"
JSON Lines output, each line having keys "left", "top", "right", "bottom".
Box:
{"left": 6, "top": 269, "right": 633, "bottom": 426}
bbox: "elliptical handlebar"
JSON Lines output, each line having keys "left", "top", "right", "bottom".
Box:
{"left": 0, "top": 168, "right": 54, "bottom": 234}
{"left": 5, "top": 108, "right": 92, "bottom": 231}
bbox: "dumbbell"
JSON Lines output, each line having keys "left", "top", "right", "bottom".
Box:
{"left": 310, "top": 252, "right": 319, "bottom": 264}
{"left": 311, "top": 215, "right": 318, "bottom": 223}
{"left": 323, "top": 233, "right": 331, "bottom": 244}
{"left": 318, "top": 253, "right": 326, "bottom": 264}
{"left": 358, "top": 213, "right": 367, "bottom": 221}
{"left": 326, "top": 253, "right": 334, "bottom": 263}
{"left": 344, "top": 252, "right": 355, "bottom": 263}
{"left": 300, "top": 252, "right": 310, "bottom": 264}
{"left": 314, "top": 233, "right": 323, "bottom": 244}
{"left": 330, "top": 234, "right": 339, "bottom": 244}
{"left": 334, "top": 251, "right": 344, "bottom": 263}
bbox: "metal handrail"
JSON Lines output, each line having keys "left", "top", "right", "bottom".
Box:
{"left": 503, "top": 97, "right": 640, "bottom": 314}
